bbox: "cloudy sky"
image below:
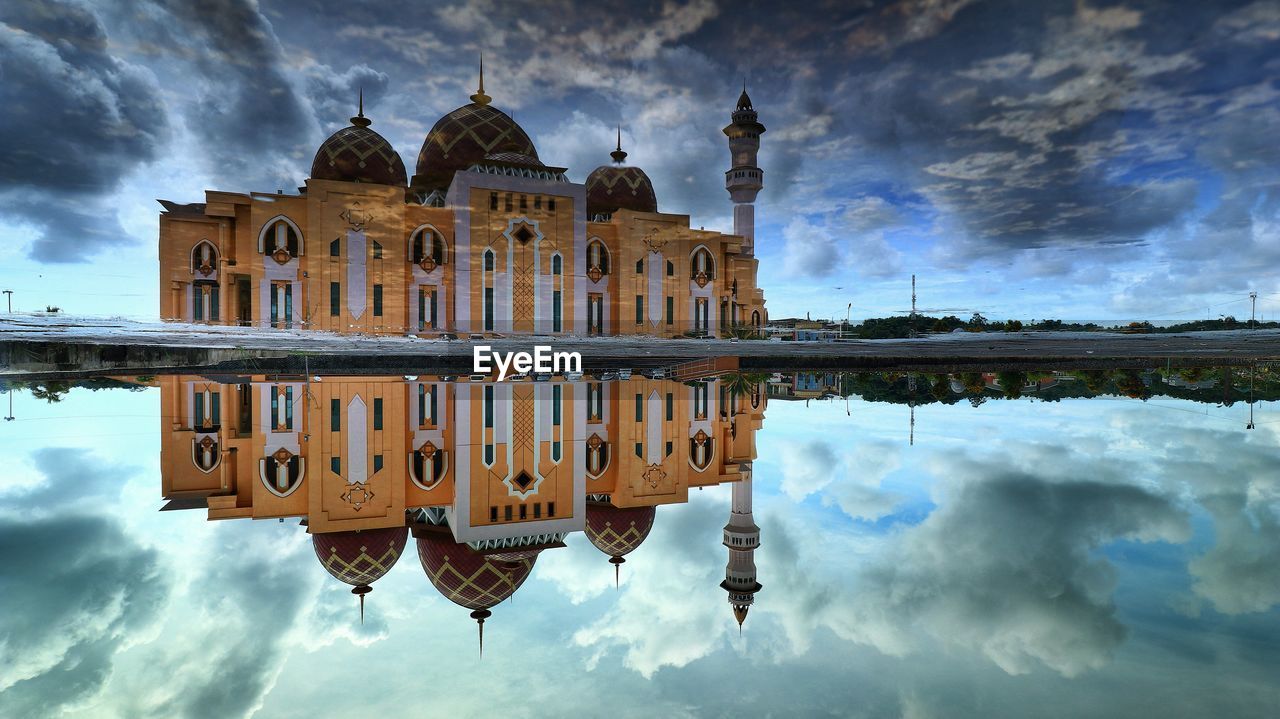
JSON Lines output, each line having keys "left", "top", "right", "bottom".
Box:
{"left": 0, "top": 0, "right": 1278, "bottom": 321}
{"left": 2, "top": 385, "right": 1279, "bottom": 717}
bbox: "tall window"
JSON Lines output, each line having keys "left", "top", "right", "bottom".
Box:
{"left": 636, "top": 258, "right": 643, "bottom": 274}
{"left": 373, "top": 284, "right": 383, "bottom": 317}
{"left": 552, "top": 254, "right": 563, "bottom": 333}
{"left": 588, "top": 382, "right": 603, "bottom": 421}
{"left": 666, "top": 296, "right": 674, "bottom": 326}
{"left": 330, "top": 398, "right": 340, "bottom": 430}
{"left": 635, "top": 393, "right": 643, "bottom": 421}
{"left": 330, "top": 238, "right": 340, "bottom": 257}
{"left": 483, "top": 250, "right": 495, "bottom": 331}
{"left": 372, "top": 241, "right": 382, "bottom": 259}
{"left": 587, "top": 240, "right": 610, "bottom": 276}
{"left": 635, "top": 295, "right": 644, "bottom": 325}
{"left": 330, "top": 282, "right": 340, "bottom": 316}
{"left": 373, "top": 398, "right": 383, "bottom": 430}
{"left": 691, "top": 247, "right": 715, "bottom": 280}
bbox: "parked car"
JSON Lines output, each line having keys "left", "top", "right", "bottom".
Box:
{"left": 618, "top": 369, "right": 632, "bottom": 380}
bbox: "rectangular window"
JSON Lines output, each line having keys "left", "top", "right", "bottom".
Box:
{"left": 331, "top": 398, "right": 340, "bottom": 430}
{"left": 519, "top": 194, "right": 527, "bottom": 210}
{"left": 372, "top": 242, "right": 382, "bottom": 259}
{"left": 534, "top": 503, "right": 542, "bottom": 518}
{"left": 534, "top": 195, "right": 542, "bottom": 210}
{"left": 490, "top": 192, "right": 498, "bottom": 210}
{"left": 666, "top": 392, "right": 673, "bottom": 421}
{"left": 417, "top": 384, "right": 426, "bottom": 426}
{"left": 193, "top": 391, "right": 204, "bottom": 426}
{"left": 428, "top": 385, "right": 437, "bottom": 425}
{"left": 666, "top": 296, "right": 674, "bottom": 325}
{"left": 666, "top": 260, "right": 674, "bottom": 276}
{"left": 636, "top": 258, "right": 643, "bottom": 273}
{"left": 210, "top": 287, "right": 219, "bottom": 321}
{"left": 636, "top": 296, "right": 644, "bottom": 324}
{"left": 484, "top": 386, "right": 494, "bottom": 428}
{"left": 635, "top": 442, "right": 643, "bottom": 458}
{"left": 635, "top": 393, "right": 643, "bottom": 421}
{"left": 552, "top": 385, "right": 562, "bottom": 425}
{"left": 330, "top": 282, "right": 340, "bottom": 317}
{"left": 666, "top": 441, "right": 673, "bottom": 457}
{"left": 210, "top": 391, "right": 220, "bottom": 425}
{"left": 417, "top": 288, "right": 426, "bottom": 330}
{"left": 484, "top": 288, "right": 494, "bottom": 331}
{"left": 331, "top": 457, "right": 341, "bottom": 475}
{"left": 504, "top": 505, "right": 512, "bottom": 521}
{"left": 373, "top": 398, "right": 383, "bottom": 430}
{"left": 504, "top": 193, "right": 513, "bottom": 212}
{"left": 430, "top": 289, "right": 438, "bottom": 327}
{"left": 373, "top": 454, "right": 383, "bottom": 472}
{"left": 330, "top": 238, "right": 340, "bottom": 257}
{"left": 373, "top": 284, "right": 383, "bottom": 317}
{"left": 193, "top": 288, "right": 204, "bottom": 321}
{"left": 548, "top": 501, "right": 556, "bottom": 517}
{"left": 553, "top": 290, "right": 562, "bottom": 332}
{"left": 490, "top": 506, "right": 498, "bottom": 522}
{"left": 285, "top": 387, "right": 294, "bottom": 429}
{"left": 519, "top": 504, "right": 527, "bottom": 519}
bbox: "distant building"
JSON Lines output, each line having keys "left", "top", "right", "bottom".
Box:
{"left": 158, "top": 70, "right": 766, "bottom": 336}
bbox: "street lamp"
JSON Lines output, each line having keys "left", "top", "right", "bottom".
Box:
{"left": 2, "top": 289, "right": 12, "bottom": 313}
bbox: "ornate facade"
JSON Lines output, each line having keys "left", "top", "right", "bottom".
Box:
{"left": 158, "top": 74, "right": 767, "bottom": 337}
{"left": 159, "top": 373, "right": 766, "bottom": 631}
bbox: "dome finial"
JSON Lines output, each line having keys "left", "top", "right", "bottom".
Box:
{"left": 610, "top": 555, "right": 625, "bottom": 589}
{"left": 610, "top": 126, "right": 628, "bottom": 164}
{"left": 351, "top": 86, "right": 371, "bottom": 127}
{"left": 471, "top": 609, "right": 492, "bottom": 658}
{"left": 471, "top": 53, "right": 491, "bottom": 106}
{"left": 353, "top": 584, "right": 372, "bottom": 624}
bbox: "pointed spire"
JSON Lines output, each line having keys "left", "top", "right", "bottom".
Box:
{"left": 736, "top": 78, "right": 753, "bottom": 111}
{"left": 610, "top": 555, "right": 625, "bottom": 589}
{"left": 471, "top": 609, "right": 492, "bottom": 658}
{"left": 353, "top": 584, "right": 372, "bottom": 624}
{"left": 610, "top": 126, "right": 628, "bottom": 164}
{"left": 351, "top": 87, "right": 371, "bottom": 127}
{"left": 470, "top": 54, "right": 491, "bottom": 106}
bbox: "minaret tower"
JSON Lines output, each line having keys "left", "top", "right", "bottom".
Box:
{"left": 723, "top": 81, "right": 766, "bottom": 256}
{"left": 721, "top": 463, "right": 762, "bottom": 631}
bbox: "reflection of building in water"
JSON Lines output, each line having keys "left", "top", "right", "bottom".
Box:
{"left": 159, "top": 374, "right": 766, "bottom": 636}
{"left": 158, "top": 68, "right": 766, "bottom": 337}
{"left": 722, "top": 460, "right": 761, "bottom": 630}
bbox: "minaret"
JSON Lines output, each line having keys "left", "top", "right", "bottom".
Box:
{"left": 721, "top": 463, "right": 762, "bottom": 631}
{"left": 723, "top": 81, "right": 765, "bottom": 256}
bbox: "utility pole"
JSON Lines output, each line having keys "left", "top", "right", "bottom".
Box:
{"left": 1250, "top": 292, "right": 1257, "bottom": 329}
{"left": 2, "top": 290, "right": 11, "bottom": 313}
{"left": 5, "top": 391, "right": 13, "bottom": 421}
{"left": 911, "top": 275, "right": 917, "bottom": 316}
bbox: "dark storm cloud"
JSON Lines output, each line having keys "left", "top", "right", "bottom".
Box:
{"left": 0, "top": 0, "right": 168, "bottom": 262}
{"left": 0, "top": 449, "right": 169, "bottom": 715}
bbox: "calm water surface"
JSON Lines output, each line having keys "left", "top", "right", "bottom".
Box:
{"left": 1, "top": 370, "right": 1278, "bottom": 718}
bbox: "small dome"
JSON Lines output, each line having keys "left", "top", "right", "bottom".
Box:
{"left": 417, "top": 532, "right": 537, "bottom": 610}
{"left": 312, "top": 525, "right": 409, "bottom": 587}
{"left": 413, "top": 103, "right": 539, "bottom": 193}
{"left": 310, "top": 106, "right": 407, "bottom": 186}
{"left": 586, "top": 165, "right": 657, "bottom": 216}
{"left": 585, "top": 501, "right": 656, "bottom": 558}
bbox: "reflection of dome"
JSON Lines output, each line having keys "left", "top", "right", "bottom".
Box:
{"left": 311, "top": 100, "right": 407, "bottom": 186}
{"left": 413, "top": 103, "right": 539, "bottom": 192}
{"left": 585, "top": 131, "right": 656, "bottom": 217}
{"left": 585, "top": 501, "right": 656, "bottom": 558}
{"left": 416, "top": 531, "right": 537, "bottom": 611}
{"left": 312, "top": 525, "right": 409, "bottom": 587}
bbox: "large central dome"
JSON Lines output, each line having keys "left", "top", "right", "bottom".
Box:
{"left": 412, "top": 102, "right": 539, "bottom": 193}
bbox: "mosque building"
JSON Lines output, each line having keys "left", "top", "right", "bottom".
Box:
{"left": 158, "top": 372, "right": 767, "bottom": 637}
{"left": 158, "top": 68, "right": 767, "bottom": 337}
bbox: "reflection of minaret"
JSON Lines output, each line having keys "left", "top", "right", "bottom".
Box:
{"left": 724, "top": 81, "right": 765, "bottom": 257}
{"left": 721, "top": 463, "right": 761, "bottom": 631}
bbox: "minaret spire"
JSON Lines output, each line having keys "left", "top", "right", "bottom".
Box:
{"left": 724, "top": 83, "right": 765, "bottom": 256}
{"left": 610, "top": 555, "right": 625, "bottom": 589}
{"left": 721, "top": 463, "right": 762, "bottom": 632}
{"left": 470, "top": 54, "right": 491, "bottom": 106}
{"left": 351, "top": 87, "right": 371, "bottom": 127}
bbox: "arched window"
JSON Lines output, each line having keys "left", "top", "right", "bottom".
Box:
{"left": 258, "top": 217, "right": 302, "bottom": 262}
{"left": 259, "top": 449, "right": 305, "bottom": 497}
{"left": 691, "top": 246, "right": 715, "bottom": 287}
{"left": 191, "top": 436, "right": 220, "bottom": 474}
{"left": 751, "top": 310, "right": 761, "bottom": 327}
{"left": 410, "top": 227, "right": 446, "bottom": 270}
{"left": 552, "top": 254, "right": 562, "bottom": 275}
{"left": 586, "top": 434, "right": 610, "bottom": 477}
{"left": 586, "top": 239, "right": 609, "bottom": 281}
{"left": 409, "top": 441, "right": 448, "bottom": 490}
{"left": 191, "top": 240, "right": 218, "bottom": 278}
{"left": 689, "top": 429, "right": 714, "bottom": 472}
